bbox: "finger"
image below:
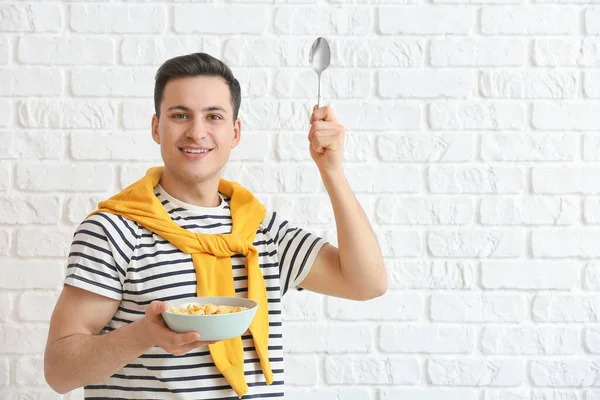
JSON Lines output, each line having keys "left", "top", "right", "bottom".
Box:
{"left": 146, "top": 301, "right": 168, "bottom": 317}
{"left": 311, "top": 106, "right": 337, "bottom": 123}
{"left": 173, "top": 340, "right": 220, "bottom": 356}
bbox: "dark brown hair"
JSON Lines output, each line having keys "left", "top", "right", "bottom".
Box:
{"left": 153, "top": 53, "right": 241, "bottom": 120}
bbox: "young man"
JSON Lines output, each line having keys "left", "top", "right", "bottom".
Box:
{"left": 44, "top": 53, "right": 387, "bottom": 399}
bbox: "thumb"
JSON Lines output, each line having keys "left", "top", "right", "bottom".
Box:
{"left": 146, "top": 300, "right": 168, "bottom": 317}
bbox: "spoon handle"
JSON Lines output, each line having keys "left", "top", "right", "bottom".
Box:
{"left": 317, "top": 74, "right": 321, "bottom": 109}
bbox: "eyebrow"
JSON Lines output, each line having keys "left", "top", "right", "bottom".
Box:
{"left": 166, "top": 105, "right": 228, "bottom": 113}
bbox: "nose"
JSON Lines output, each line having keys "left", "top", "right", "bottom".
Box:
{"left": 185, "top": 118, "right": 208, "bottom": 140}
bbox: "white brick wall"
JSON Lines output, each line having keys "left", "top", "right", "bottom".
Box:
{"left": 0, "top": 0, "right": 596, "bottom": 398}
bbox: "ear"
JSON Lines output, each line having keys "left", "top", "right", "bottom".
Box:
{"left": 152, "top": 114, "right": 160, "bottom": 145}
{"left": 231, "top": 118, "right": 242, "bottom": 149}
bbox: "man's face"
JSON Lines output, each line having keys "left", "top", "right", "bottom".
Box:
{"left": 152, "top": 75, "right": 240, "bottom": 185}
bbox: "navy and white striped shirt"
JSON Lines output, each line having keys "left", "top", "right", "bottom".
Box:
{"left": 64, "top": 184, "right": 327, "bottom": 399}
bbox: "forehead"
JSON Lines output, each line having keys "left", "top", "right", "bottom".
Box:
{"left": 161, "top": 76, "right": 232, "bottom": 112}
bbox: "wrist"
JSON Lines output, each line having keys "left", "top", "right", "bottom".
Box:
{"left": 130, "top": 318, "right": 155, "bottom": 350}
{"left": 319, "top": 166, "right": 345, "bottom": 182}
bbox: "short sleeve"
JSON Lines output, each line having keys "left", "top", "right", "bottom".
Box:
{"left": 264, "top": 212, "right": 327, "bottom": 296}
{"left": 64, "top": 212, "right": 137, "bottom": 301}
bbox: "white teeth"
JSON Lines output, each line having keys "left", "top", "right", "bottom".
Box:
{"left": 182, "top": 149, "right": 210, "bottom": 154}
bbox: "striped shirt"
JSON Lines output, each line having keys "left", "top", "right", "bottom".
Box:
{"left": 64, "top": 184, "right": 327, "bottom": 399}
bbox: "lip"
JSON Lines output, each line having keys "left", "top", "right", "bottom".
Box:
{"left": 179, "top": 147, "right": 213, "bottom": 159}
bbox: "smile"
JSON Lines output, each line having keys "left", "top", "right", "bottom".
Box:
{"left": 180, "top": 147, "right": 213, "bottom": 158}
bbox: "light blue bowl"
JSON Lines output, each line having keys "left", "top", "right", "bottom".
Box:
{"left": 161, "top": 296, "right": 258, "bottom": 341}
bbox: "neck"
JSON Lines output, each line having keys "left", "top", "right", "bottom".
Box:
{"left": 160, "top": 167, "right": 221, "bottom": 208}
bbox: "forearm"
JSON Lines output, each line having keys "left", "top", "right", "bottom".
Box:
{"left": 321, "top": 168, "right": 387, "bottom": 298}
{"left": 45, "top": 319, "right": 151, "bottom": 394}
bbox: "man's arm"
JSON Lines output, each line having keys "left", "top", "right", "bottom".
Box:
{"left": 45, "top": 285, "right": 214, "bottom": 394}
{"left": 298, "top": 105, "right": 387, "bottom": 301}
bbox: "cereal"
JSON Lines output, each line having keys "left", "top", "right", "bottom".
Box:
{"left": 170, "top": 303, "right": 248, "bottom": 315}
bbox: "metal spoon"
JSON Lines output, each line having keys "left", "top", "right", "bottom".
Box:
{"left": 309, "top": 37, "right": 331, "bottom": 109}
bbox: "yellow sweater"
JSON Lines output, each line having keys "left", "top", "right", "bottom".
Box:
{"left": 89, "top": 166, "right": 273, "bottom": 398}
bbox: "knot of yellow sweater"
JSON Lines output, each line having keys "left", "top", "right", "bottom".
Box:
{"left": 88, "top": 167, "right": 274, "bottom": 398}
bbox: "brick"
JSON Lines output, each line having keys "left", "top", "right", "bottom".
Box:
{"left": 0, "top": 68, "right": 63, "bottom": 96}
{"left": 377, "top": 196, "right": 473, "bottom": 225}
{"left": 0, "top": 131, "right": 63, "bottom": 160}
{"left": 586, "top": 9, "right": 600, "bottom": 34}
{"left": 583, "top": 133, "right": 600, "bottom": 161}
{"left": 0, "top": 99, "right": 11, "bottom": 127}
{"left": 15, "top": 356, "right": 44, "bottom": 386}
{"left": 230, "top": 68, "right": 270, "bottom": 98}
{"left": 0, "top": 163, "right": 9, "bottom": 191}
{"left": 332, "top": 101, "right": 421, "bottom": 131}
{"left": 238, "top": 100, "right": 314, "bottom": 131}
{"left": 481, "top": 133, "right": 576, "bottom": 161}
{"left": 431, "top": 293, "right": 525, "bottom": 322}
{"left": 274, "top": 70, "right": 370, "bottom": 99}
{"left": 534, "top": 39, "right": 600, "bottom": 67}
{"left": 16, "top": 163, "right": 114, "bottom": 192}
{"left": 532, "top": 294, "right": 600, "bottom": 322}
{"left": 0, "top": 324, "right": 48, "bottom": 354}
{"left": 18, "top": 100, "right": 116, "bottom": 128}
{"left": 481, "top": 261, "right": 579, "bottom": 290}
{"left": 485, "top": 390, "right": 580, "bottom": 400}
{"left": 71, "top": 68, "right": 154, "bottom": 97}
{"left": 381, "top": 389, "right": 477, "bottom": 400}
{"left": 0, "top": 4, "right": 62, "bottom": 32}
{"left": 531, "top": 360, "right": 600, "bottom": 386}
{"left": 584, "top": 262, "right": 600, "bottom": 289}
{"left": 388, "top": 260, "right": 475, "bottom": 289}
{"left": 121, "top": 37, "right": 219, "bottom": 65}
{"left": 431, "top": 38, "right": 525, "bottom": 66}
{"left": 584, "top": 72, "right": 600, "bottom": 98}
{"left": 344, "top": 165, "right": 420, "bottom": 193}
{"left": 286, "top": 389, "right": 374, "bottom": 400}
{"left": 225, "top": 38, "right": 423, "bottom": 68}
{"left": 119, "top": 164, "right": 154, "bottom": 190}
{"left": 428, "top": 359, "right": 525, "bottom": 386}
{"left": 0, "top": 195, "right": 61, "bottom": 224}
{"left": 275, "top": 7, "right": 370, "bottom": 34}
{"left": 376, "top": 230, "right": 422, "bottom": 257}
{"left": 533, "top": 167, "right": 600, "bottom": 194}
{"left": 482, "top": 327, "right": 579, "bottom": 355}
{"left": 379, "top": 6, "right": 474, "bottom": 34}
{"left": 18, "top": 292, "right": 59, "bottom": 322}
{"left": 71, "top": 132, "right": 160, "bottom": 161}
{"left": 0, "top": 37, "right": 9, "bottom": 64}
{"left": 379, "top": 70, "right": 474, "bottom": 98}
{"left": 533, "top": 230, "right": 600, "bottom": 258}
{"left": 481, "top": 7, "right": 577, "bottom": 34}
{"left": 429, "top": 166, "right": 523, "bottom": 194}
{"left": 325, "top": 356, "right": 420, "bottom": 384}
{"left": 480, "top": 197, "right": 579, "bottom": 225}
{"left": 327, "top": 292, "right": 422, "bottom": 321}
{"left": 122, "top": 100, "right": 153, "bottom": 129}
{"left": 18, "top": 36, "right": 114, "bottom": 65}
{"left": 586, "top": 328, "right": 600, "bottom": 353}
{"left": 533, "top": 103, "right": 600, "bottom": 130}
{"left": 0, "top": 357, "right": 7, "bottom": 387}
{"left": 377, "top": 133, "right": 473, "bottom": 162}
{"left": 227, "top": 164, "right": 320, "bottom": 193}
{"left": 588, "top": 390, "right": 600, "bottom": 400}
{"left": 1, "top": 261, "right": 63, "bottom": 290}
{"left": 229, "top": 132, "right": 270, "bottom": 161}
{"left": 16, "top": 228, "right": 71, "bottom": 258}
{"left": 0, "top": 230, "right": 8, "bottom": 256}
{"left": 380, "top": 325, "right": 474, "bottom": 353}
{"left": 0, "top": 390, "right": 62, "bottom": 399}
{"left": 284, "top": 323, "right": 371, "bottom": 353}
{"left": 70, "top": 4, "right": 165, "bottom": 33}
{"left": 0, "top": 293, "right": 11, "bottom": 320}
{"left": 272, "top": 195, "right": 334, "bottom": 225}
{"left": 175, "top": 5, "right": 267, "bottom": 34}
{"left": 284, "top": 355, "right": 318, "bottom": 386}
{"left": 282, "top": 290, "right": 321, "bottom": 321}
{"left": 429, "top": 101, "right": 524, "bottom": 130}
{"left": 429, "top": 230, "right": 524, "bottom": 258}
{"left": 276, "top": 132, "right": 372, "bottom": 162}
{"left": 65, "top": 195, "right": 104, "bottom": 225}
{"left": 481, "top": 70, "right": 577, "bottom": 99}
{"left": 585, "top": 199, "right": 600, "bottom": 223}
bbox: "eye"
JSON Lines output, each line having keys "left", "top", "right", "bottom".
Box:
{"left": 208, "top": 114, "right": 223, "bottom": 120}
{"left": 172, "top": 113, "right": 188, "bottom": 119}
